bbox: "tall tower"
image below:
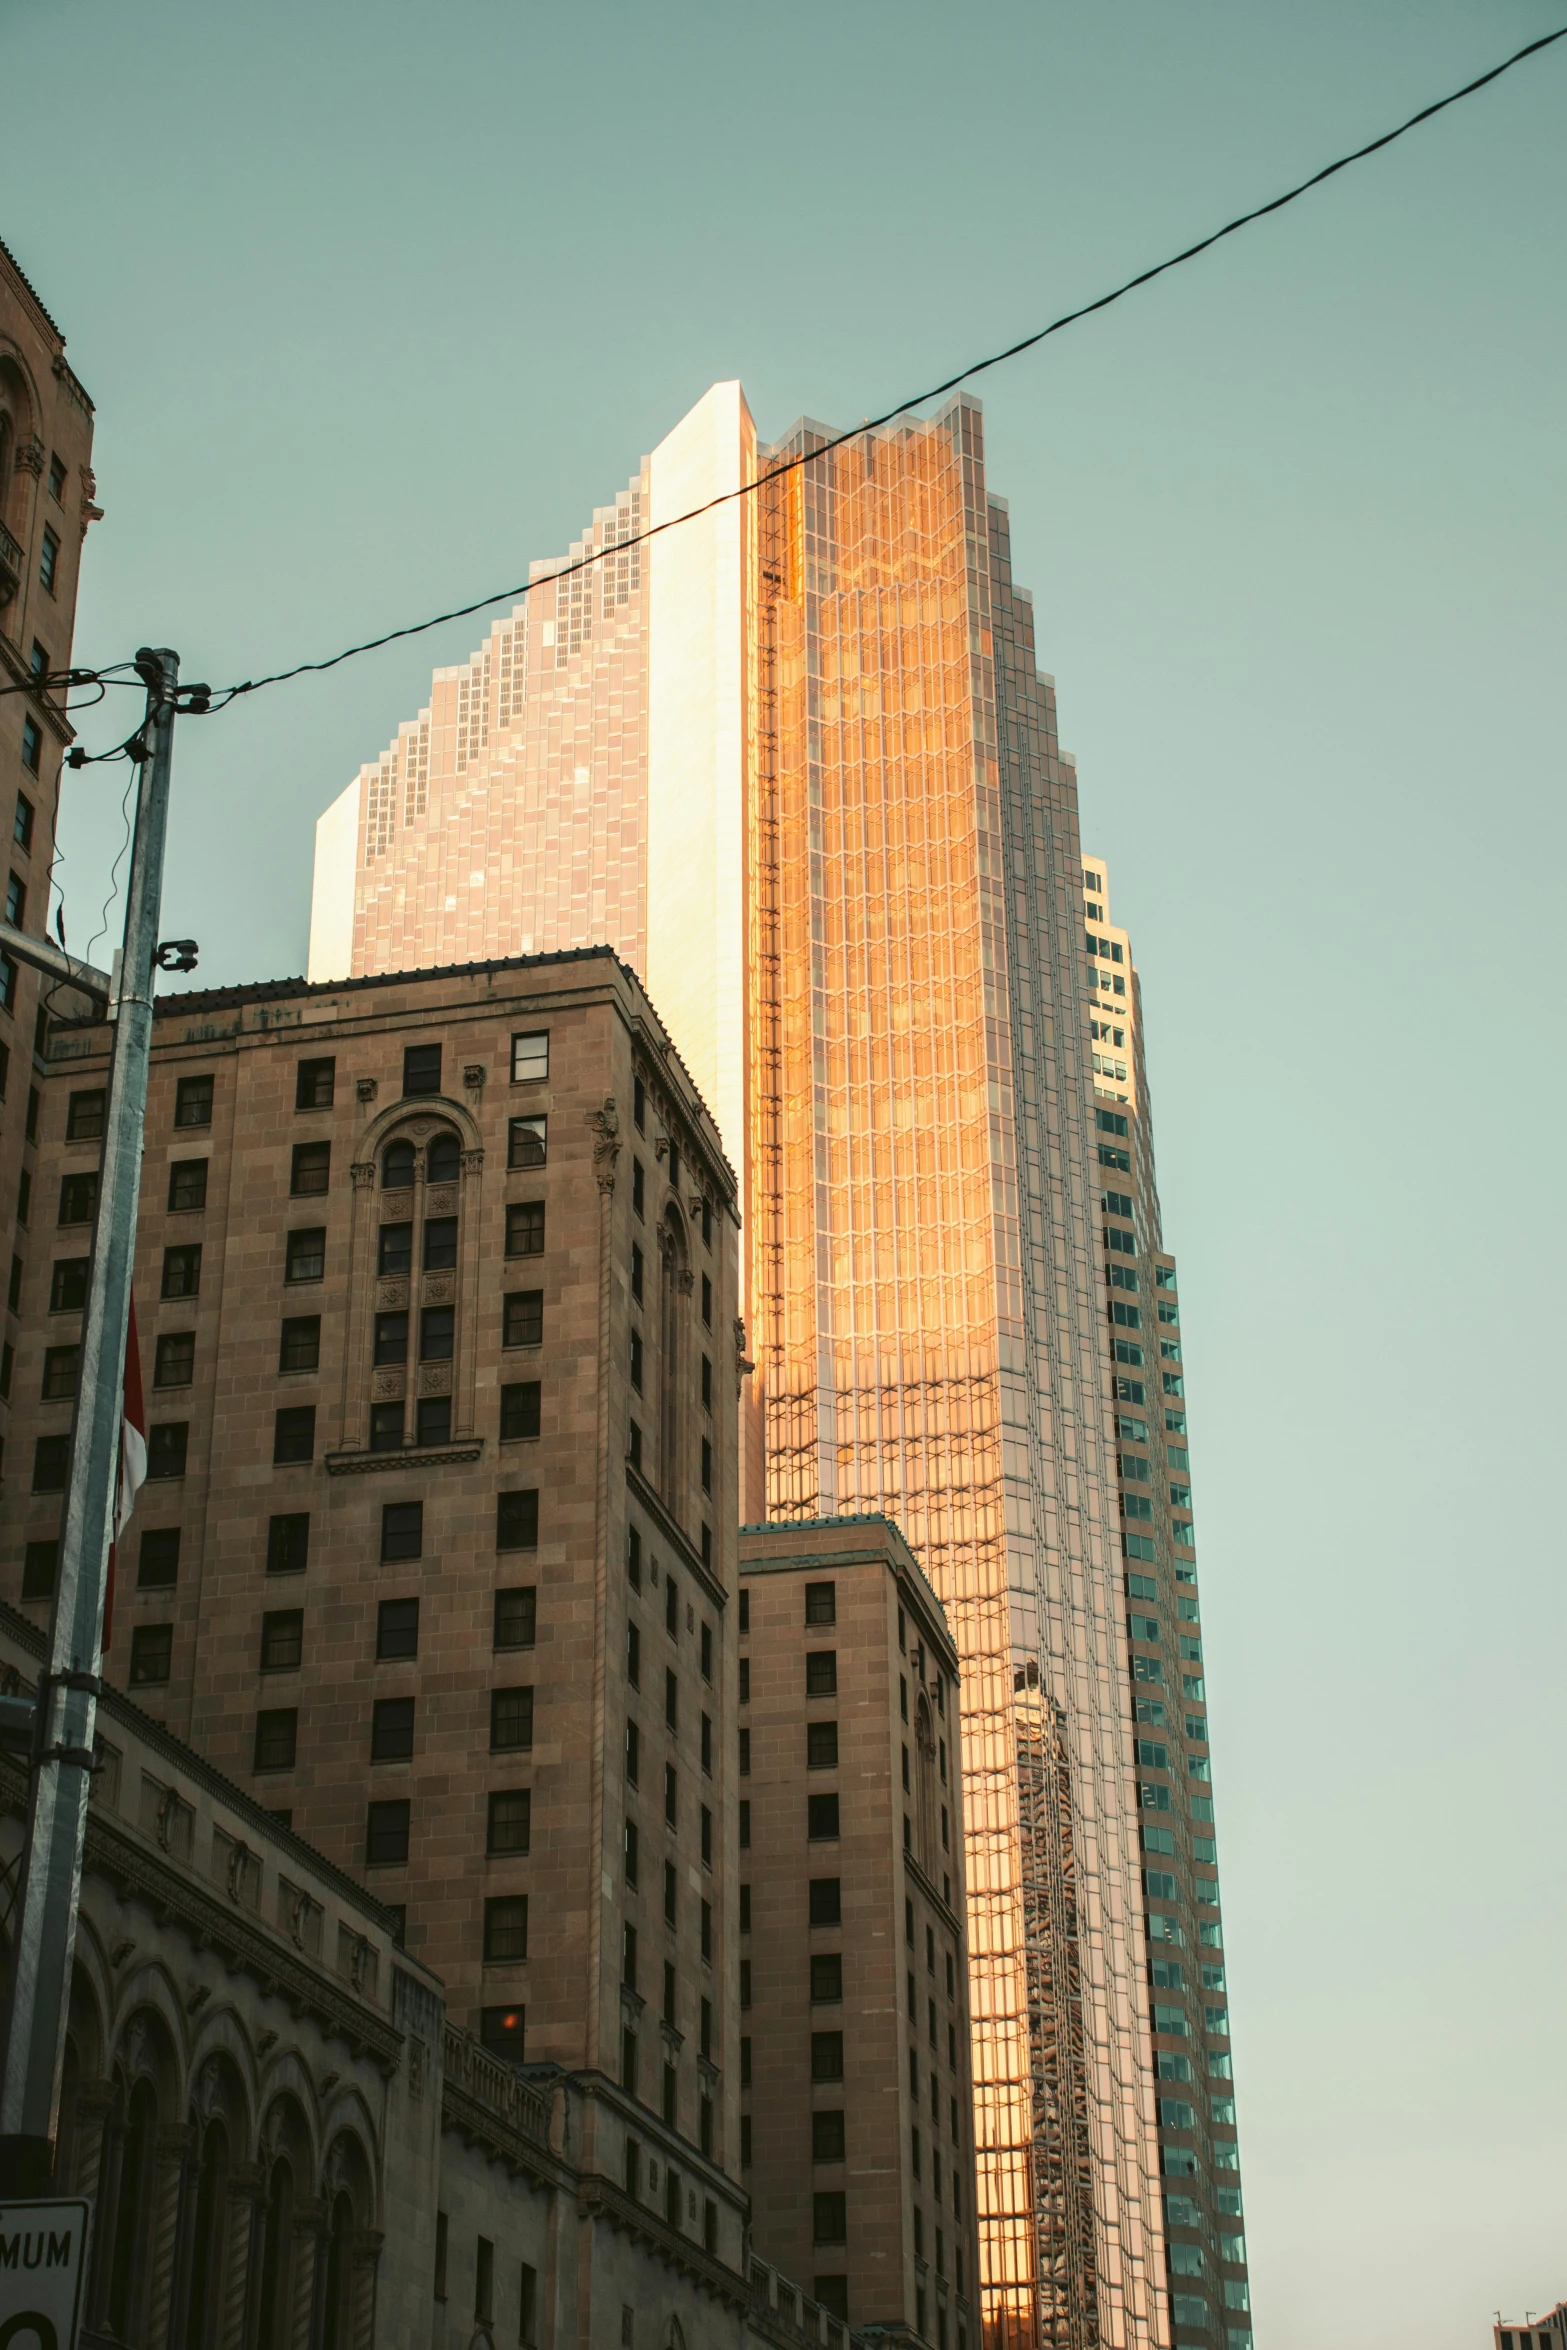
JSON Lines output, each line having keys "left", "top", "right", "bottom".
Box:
{"left": 309, "top": 384, "right": 1253, "bottom": 2350}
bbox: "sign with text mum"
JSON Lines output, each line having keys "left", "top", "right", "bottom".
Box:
{"left": 0, "top": 2200, "right": 91, "bottom": 2350}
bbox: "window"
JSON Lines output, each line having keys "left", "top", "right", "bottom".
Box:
{"left": 664, "top": 1668, "right": 677, "bottom": 1731}
{"left": 278, "top": 1316, "right": 320, "bottom": 1374}
{"left": 285, "top": 1226, "right": 325, "bottom": 1282}
{"left": 129, "top": 1625, "right": 173, "bottom": 1686}
{"left": 61, "top": 1088, "right": 104, "bottom": 1145}
{"left": 487, "top": 1789, "right": 531, "bottom": 1855}
{"left": 493, "top": 1587, "right": 537, "bottom": 1649}
{"left": 147, "top": 1422, "right": 188, "bottom": 1479}
{"left": 373, "top": 1311, "right": 407, "bottom": 1366}
{"left": 260, "top": 1610, "right": 304, "bottom": 1671}
{"left": 369, "top": 1402, "right": 403, "bottom": 1451}
{"left": 290, "top": 1141, "right": 330, "bottom": 1196}
{"left": 20, "top": 720, "right": 41, "bottom": 778}
{"left": 371, "top": 1696, "right": 416, "bottom": 1761}
{"left": 1120, "top": 1452, "right": 1151, "bottom": 1481}
{"left": 1106, "top": 1226, "right": 1136, "bottom": 1256}
{"left": 423, "top": 1216, "right": 457, "bottom": 1271}
{"left": 357, "top": 1799, "right": 410, "bottom": 1869}
{"left": 626, "top": 1623, "right": 640, "bottom": 1687}
{"left": 511, "top": 1031, "right": 548, "bottom": 1082}
{"left": 59, "top": 1171, "right": 100, "bottom": 1224}
{"left": 16, "top": 1167, "right": 30, "bottom": 1226}
{"left": 134, "top": 1527, "right": 180, "bottom": 1590}
{"left": 175, "top": 1074, "right": 214, "bottom": 1129}
{"left": 253, "top": 1709, "right": 298, "bottom": 1771}
{"left": 267, "top": 1513, "right": 309, "bottom": 1574}
{"left": 0, "top": 952, "right": 15, "bottom": 1012}
{"left": 295, "top": 1056, "right": 335, "bottom": 1108}
{"left": 39, "top": 526, "right": 59, "bottom": 594}
{"left": 700, "top": 1272, "right": 711, "bottom": 1326}
{"left": 22, "top": 1540, "right": 58, "bottom": 1601}
{"left": 810, "top": 2033, "right": 844, "bottom": 2082}
{"left": 490, "top": 1686, "right": 534, "bottom": 1751}
{"left": 700, "top": 1621, "right": 713, "bottom": 1681}
{"left": 506, "top": 1201, "right": 545, "bottom": 1256}
{"left": 1108, "top": 1263, "right": 1138, "bottom": 1293}
{"left": 632, "top": 1159, "right": 644, "bottom": 1217}
{"left": 508, "top": 1116, "right": 547, "bottom": 1168}
{"left": 157, "top": 1242, "right": 200, "bottom": 1301}
{"left": 5, "top": 872, "right": 25, "bottom": 927}
{"left": 381, "top": 1502, "right": 423, "bottom": 1561}
{"left": 41, "top": 1344, "right": 78, "bottom": 1400}
{"left": 811, "top": 1953, "right": 843, "bottom": 2003}
{"left": 503, "top": 1290, "right": 543, "bottom": 1347}
{"left": 1128, "top": 1613, "right": 1159, "bottom": 1643}
{"left": 808, "top": 1793, "right": 840, "bottom": 1841}
{"left": 812, "top": 2193, "right": 846, "bottom": 2247}
{"left": 403, "top": 1043, "right": 441, "bottom": 1096}
{"left": 416, "top": 1395, "right": 451, "bottom": 1447}
{"left": 482, "top": 1896, "right": 528, "bottom": 1964}
{"left": 419, "top": 1304, "right": 454, "bottom": 1361}
{"left": 273, "top": 1406, "right": 315, "bottom": 1464}
{"left": 701, "top": 1437, "right": 712, "bottom": 1492}
{"left": 382, "top": 1139, "right": 415, "bottom": 1190}
{"left": 812, "top": 2109, "right": 846, "bottom": 2164}
{"left": 500, "top": 1383, "right": 540, "bottom": 1440}
{"left": 804, "top": 1581, "right": 836, "bottom": 1627}
{"left": 630, "top": 1242, "right": 643, "bottom": 1303}
{"left": 377, "top": 1597, "right": 419, "bottom": 1659}
{"left": 427, "top": 1130, "right": 460, "bottom": 1184}
{"left": 807, "top": 1721, "right": 839, "bottom": 1770}
{"left": 496, "top": 1489, "right": 538, "bottom": 1551}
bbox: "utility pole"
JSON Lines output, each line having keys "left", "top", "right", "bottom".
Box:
{"left": 0, "top": 648, "right": 182, "bottom": 2194}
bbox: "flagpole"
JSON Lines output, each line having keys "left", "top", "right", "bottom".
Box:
{"left": 0, "top": 650, "right": 181, "bottom": 2191}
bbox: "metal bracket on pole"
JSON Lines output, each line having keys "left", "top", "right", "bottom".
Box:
{"left": 0, "top": 647, "right": 180, "bottom": 2195}
{"left": 0, "top": 923, "right": 111, "bottom": 1013}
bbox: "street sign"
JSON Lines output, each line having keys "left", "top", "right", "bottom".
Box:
{"left": 0, "top": 2199, "right": 91, "bottom": 2349}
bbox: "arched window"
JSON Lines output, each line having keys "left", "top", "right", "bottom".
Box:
{"left": 184, "top": 2117, "right": 230, "bottom": 2350}
{"left": 426, "top": 1128, "right": 460, "bottom": 1185}
{"left": 382, "top": 1137, "right": 416, "bottom": 1188}
{"left": 256, "top": 2156, "right": 294, "bottom": 2350}
{"left": 320, "top": 2190, "right": 354, "bottom": 2350}
{"left": 107, "top": 2076, "right": 157, "bottom": 2337}
{"left": 658, "top": 1207, "right": 690, "bottom": 1508}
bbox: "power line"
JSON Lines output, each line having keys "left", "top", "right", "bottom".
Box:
{"left": 18, "top": 19, "right": 1567, "bottom": 724}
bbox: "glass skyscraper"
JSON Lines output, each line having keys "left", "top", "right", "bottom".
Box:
{"left": 311, "top": 384, "right": 1249, "bottom": 2350}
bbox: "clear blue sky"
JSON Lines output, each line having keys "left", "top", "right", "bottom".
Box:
{"left": 7, "top": 0, "right": 1565, "bottom": 2336}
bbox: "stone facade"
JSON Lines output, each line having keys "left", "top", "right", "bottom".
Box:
{"left": 0, "top": 1600, "right": 852, "bottom": 2350}
{"left": 3, "top": 948, "right": 761, "bottom": 2283}
{"left": 737, "top": 1521, "right": 981, "bottom": 2349}
{"left": 0, "top": 232, "right": 99, "bottom": 1497}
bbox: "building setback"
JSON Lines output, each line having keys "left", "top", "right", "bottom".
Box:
{"left": 737, "top": 1517, "right": 982, "bottom": 2346}
{"left": 1080, "top": 858, "right": 1251, "bottom": 2346}
{"left": 4, "top": 946, "right": 757, "bottom": 2278}
{"left": 0, "top": 232, "right": 99, "bottom": 1488}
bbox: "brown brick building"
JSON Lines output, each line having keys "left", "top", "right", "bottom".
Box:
{"left": 4, "top": 945, "right": 754, "bottom": 2270}
{"left": 0, "top": 231, "right": 99, "bottom": 1475}
{"left": 738, "top": 1518, "right": 981, "bottom": 2347}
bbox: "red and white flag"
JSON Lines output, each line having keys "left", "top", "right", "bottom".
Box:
{"left": 104, "top": 1294, "right": 147, "bottom": 1651}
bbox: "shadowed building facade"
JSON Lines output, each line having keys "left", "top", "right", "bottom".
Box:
{"left": 310, "top": 384, "right": 1253, "bottom": 2350}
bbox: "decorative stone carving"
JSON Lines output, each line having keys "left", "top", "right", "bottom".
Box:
{"left": 371, "top": 1368, "right": 405, "bottom": 1402}
{"left": 677, "top": 1269, "right": 694, "bottom": 1298}
{"left": 379, "top": 1190, "right": 413, "bottom": 1219}
{"left": 461, "top": 1148, "right": 484, "bottom": 1176}
{"left": 424, "top": 1184, "right": 458, "bottom": 1215}
{"left": 356, "top": 1078, "right": 378, "bottom": 1103}
{"left": 350, "top": 1161, "right": 375, "bottom": 1191}
{"left": 587, "top": 1097, "right": 620, "bottom": 1193}
{"left": 417, "top": 1363, "right": 451, "bottom": 1398}
{"left": 734, "top": 1317, "right": 754, "bottom": 1394}
{"left": 421, "top": 1273, "right": 454, "bottom": 1306}
{"left": 463, "top": 1063, "right": 486, "bottom": 1090}
{"left": 375, "top": 1279, "right": 409, "bottom": 1311}
{"left": 410, "top": 1118, "right": 436, "bottom": 1140}
{"left": 16, "top": 435, "right": 44, "bottom": 478}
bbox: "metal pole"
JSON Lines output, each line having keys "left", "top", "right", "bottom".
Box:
{"left": 0, "top": 647, "right": 179, "bottom": 2190}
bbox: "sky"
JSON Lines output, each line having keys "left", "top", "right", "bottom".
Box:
{"left": 6, "top": 0, "right": 1566, "bottom": 2336}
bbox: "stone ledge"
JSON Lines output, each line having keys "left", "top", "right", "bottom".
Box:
{"left": 324, "top": 1441, "right": 484, "bottom": 1476}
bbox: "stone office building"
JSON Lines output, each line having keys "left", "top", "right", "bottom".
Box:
{"left": 3, "top": 944, "right": 757, "bottom": 2283}
{"left": 737, "top": 1519, "right": 981, "bottom": 2349}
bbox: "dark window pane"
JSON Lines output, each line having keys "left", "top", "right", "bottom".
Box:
{"left": 138, "top": 1528, "right": 180, "bottom": 1589}
{"left": 266, "top": 1513, "right": 309, "bottom": 1574}
{"left": 66, "top": 1089, "right": 105, "bottom": 1141}
{"left": 50, "top": 1257, "right": 90, "bottom": 1312}
{"left": 295, "top": 1057, "right": 335, "bottom": 1109}
{"left": 812, "top": 2194, "right": 847, "bottom": 2247}
{"left": 487, "top": 1789, "right": 531, "bottom": 1855}
{"left": 810, "top": 2032, "right": 844, "bottom": 2082}
{"left": 174, "top": 1074, "right": 214, "bottom": 1128}
{"left": 507, "top": 1117, "right": 547, "bottom": 1169}
{"left": 260, "top": 1609, "right": 304, "bottom": 1671}
{"left": 812, "top": 2110, "right": 846, "bottom": 2164}
{"left": 483, "top": 1895, "right": 528, "bottom": 1963}
{"left": 21, "top": 1540, "right": 58, "bottom": 1601}
{"left": 490, "top": 1687, "right": 534, "bottom": 1751}
{"left": 500, "top": 1383, "right": 540, "bottom": 1441}
{"left": 503, "top": 1291, "right": 543, "bottom": 1348}
{"left": 402, "top": 1044, "right": 441, "bottom": 1097}
{"left": 160, "top": 1244, "right": 201, "bottom": 1300}
{"left": 480, "top": 2006, "right": 526, "bottom": 2064}
{"left": 806, "top": 1651, "right": 838, "bottom": 1697}
{"left": 805, "top": 1581, "right": 836, "bottom": 1626}
{"left": 496, "top": 1489, "right": 538, "bottom": 1551}
{"left": 380, "top": 1502, "right": 422, "bottom": 1561}
{"left": 811, "top": 1953, "right": 843, "bottom": 2003}
{"left": 273, "top": 1407, "right": 315, "bottom": 1464}
{"left": 808, "top": 1793, "right": 840, "bottom": 1841}
{"left": 369, "top": 1402, "right": 404, "bottom": 1451}
{"left": 373, "top": 1311, "right": 408, "bottom": 1365}
{"left": 505, "top": 1202, "right": 544, "bottom": 1257}
{"left": 290, "top": 1142, "right": 330, "bottom": 1196}
{"left": 278, "top": 1316, "right": 320, "bottom": 1374}
{"left": 419, "top": 1305, "right": 454, "bottom": 1360}
{"left": 41, "top": 1344, "right": 79, "bottom": 1400}
{"left": 371, "top": 1696, "right": 416, "bottom": 1762}
{"left": 129, "top": 1625, "right": 173, "bottom": 1686}
{"left": 376, "top": 1598, "right": 419, "bottom": 1660}
{"left": 59, "top": 1171, "right": 100, "bottom": 1224}
{"left": 147, "top": 1423, "right": 189, "bottom": 1480}
{"left": 493, "top": 1588, "right": 536, "bottom": 1650}
{"left": 382, "top": 1139, "right": 415, "bottom": 1190}
{"left": 376, "top": 1222, "right": 411, "bottom": 1277}
{"left": 426, "top": 1131, "right": 460, "bottom": 1184}
{"left": 415, "top": 1395, "right": 451, "bottom": 1447}
{"left": 365, "top": 1799, "right": 410, "bottom": 1865}
{"left": 807, "top": 1721, "right": 839, "bottom": 1770}
{"left": 153, "top": 1332, "right": 194, "bottom": 1389}
{"left": 285, "top": 1226, "right": 325, "bottom": 1282}
{"left": 422, "top": 1217, "right": 457, "bottom": 1272}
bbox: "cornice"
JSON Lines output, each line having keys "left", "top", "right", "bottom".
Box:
{"left": 325, "top": 1441, "right": 483, "bottom": 1477}
{"left": 624, "top": 1464, "right": 727, "bottom": 1613}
